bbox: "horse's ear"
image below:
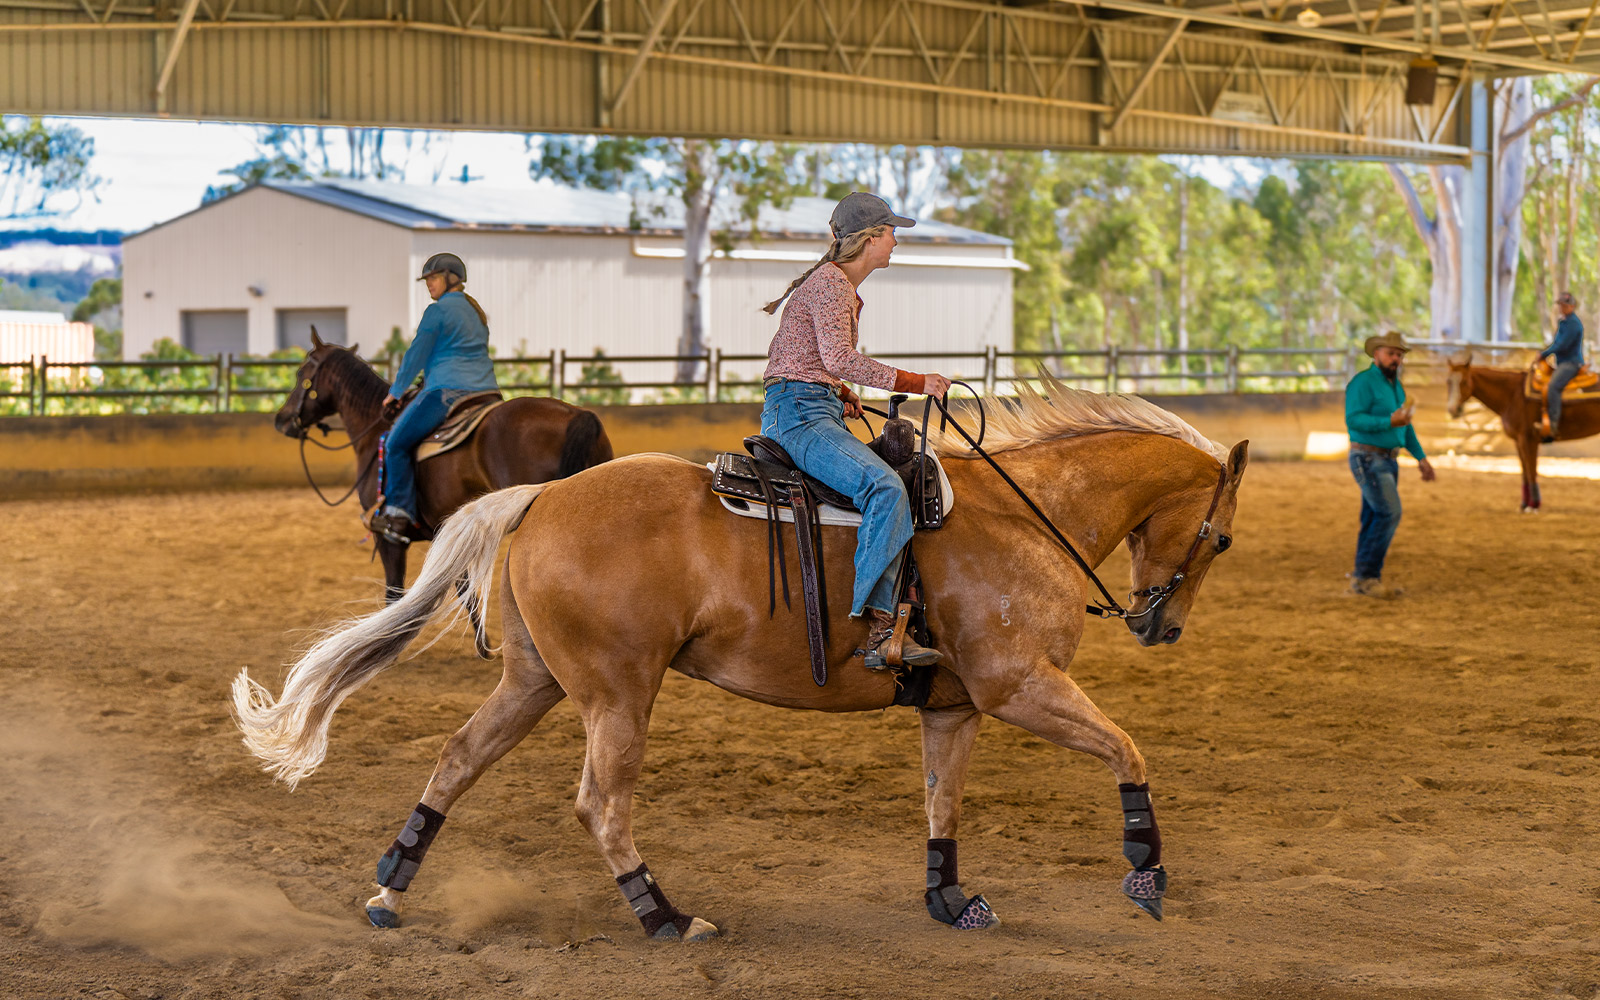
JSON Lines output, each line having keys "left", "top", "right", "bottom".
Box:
{"left": 310, "top": 326, "right": 324, "bottom": 349}
{"left": 1450, "top": 349, "right": 1471, "bottom": 367}
{"left": 347, "top": 343, "right": 360, "bottom": 354}
{"left": 1226, "top": 440, "right": 1249, "bottom": 483}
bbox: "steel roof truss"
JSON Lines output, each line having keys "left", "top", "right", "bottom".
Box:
{"left": 667, "top": 0, "right": 708, "bottom": 52}
{"left": 1569, "top": 0, "right": 1600, "bottom": 58}
{"left": 1246, "top": 46, "right": 1283, "bottom": 125}
{"left": 721, "top": 0, "right": 763, "bottom": 63}
{"left": 1505, "top": 0, "right": 1553, "bottom": 57}
{"left": 852, "top": 0, "right": 905, "bottom": 74}
{"left": 1106, "top": 16, "right": 1187, "bottom": 131}
{"left": 1003, "top": 7, "right": 1046, "bottom": 95}
{"left": 898, "top": 0, "right": 942, "bottom": 81}
{"left": 937, "top": 11, "right": 985, "bottom": 85}
{"left": 1090, "top": 24, "right": 1128, "bottom": 104}
{"left": 1430, "top": 67, "right": 1469, "bottom": 141}
{"left": 1206, "top": 48, "right": 1248, "bottom": 115}
{"left": 1278, "top": 56, "right": 1320, "bottom": 123}
{"left": 608, "top": 0, "right": 680, "bottom": 112}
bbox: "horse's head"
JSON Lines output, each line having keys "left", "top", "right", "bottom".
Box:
{"left": 1122, "top": 440, "right": 1249, "bottom": 646}
{"left": 1445, "top": 350, "right": 1474, "bottom": 419}
{"left": 273, "top": 327, "right": 360, "bottom": 438}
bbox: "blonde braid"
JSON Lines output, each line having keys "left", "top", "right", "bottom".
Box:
{"left": 761, "top": 225, "right": 889, "bottom": 315}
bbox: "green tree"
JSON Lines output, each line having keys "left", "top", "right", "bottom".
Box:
{"left": 530, "top": 136, "right": 806, "bottom": 383}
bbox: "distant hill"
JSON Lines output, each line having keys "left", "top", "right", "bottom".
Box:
{"left": 0, "top": 228, "right": 123, "bottom": 313}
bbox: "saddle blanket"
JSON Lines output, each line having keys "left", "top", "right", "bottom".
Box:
{"left": 415, "top": 392, "right": 504, "bottom": 463}
{"left": 707, "top": 458, "right": 955, "bottom": 529}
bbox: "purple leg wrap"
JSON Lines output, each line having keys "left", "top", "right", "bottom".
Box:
{"left": 925, "top": 839, "right": 999, "bottom": 929}
{"left": 375, "top": 803, "right": 446, "bottom": 892}
{"left": 616, "top": 863, "right": 695, "bottom": 940}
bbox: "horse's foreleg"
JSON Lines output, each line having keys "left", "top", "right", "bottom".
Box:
{"left": 377, "top": 537, "right": 407, "bottom": 604}
{"left": 978, "top": 664, "right": 1165, "bottom": 920}
{"left": 364, "top": 586, "right": 566, "bottom": 928}
{"left": 573, "top": 706, "right": 718, "bottom": 942}
{"left": 919, "top": 704, "right": 999, "bottom": 929}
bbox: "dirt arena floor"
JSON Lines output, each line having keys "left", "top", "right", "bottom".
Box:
{"left": 5, "top": 460, "right": 1600, "bottom": 1000}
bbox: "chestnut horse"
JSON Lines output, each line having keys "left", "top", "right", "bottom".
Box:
{"left": 1446, "top": 353, "right": 1600, "bottom": 511}
{"left": 275, "top": 332, "right": 613, "bottom": 649}
{"left": 235, "top": 384, "right": 1248, "bottom": 940}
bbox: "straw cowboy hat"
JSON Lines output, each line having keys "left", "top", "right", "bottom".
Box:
{"left": 1364, "top": 331, "right": 1412, "bottom": 357}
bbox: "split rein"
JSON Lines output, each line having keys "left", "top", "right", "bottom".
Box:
{"left": 296, "top": 421, "right": 382, "bottom": 507}
{"left": 864, "top": 382, "right": 1227, "bottom": 624}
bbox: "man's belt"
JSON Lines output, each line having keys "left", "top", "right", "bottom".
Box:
{"left": 1350, "top": 442, "right": 1400, "bottom": 458}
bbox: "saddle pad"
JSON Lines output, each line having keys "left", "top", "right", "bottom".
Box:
{"left": 415, "top": 395, "right": 505, "bottom": 463}
{"left": 708, "top": 458, "right": 955, "bottom": 529}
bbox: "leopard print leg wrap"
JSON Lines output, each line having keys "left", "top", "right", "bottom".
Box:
{"left": 925, "top": 839, "right": 999, "bottom": 929}
{"left": 375, "top": 803, "right": 446, "bottom": 892}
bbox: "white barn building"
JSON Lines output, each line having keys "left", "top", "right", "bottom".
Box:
{"left": 121, "top": 179, "right": 1019, "bottom": 385}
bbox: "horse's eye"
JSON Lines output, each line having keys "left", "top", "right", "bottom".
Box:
{"left": 1217, "top": 534, "right": 1232, "bottom": 552}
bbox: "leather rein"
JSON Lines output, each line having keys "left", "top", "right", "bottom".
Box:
{"left": 868, "top": 381, "right": 1229, "bottom": 623}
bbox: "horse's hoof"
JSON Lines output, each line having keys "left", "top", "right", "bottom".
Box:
{"left": 651, "top": 916, "right": 719, "bottom": 942}
{"left": 951, "top": 895, "right": 1001, "bottom": 930}
{"left": 1122, "top": 866, "right": 1166, "bottom": 922}
{"left": 366, "top": 906, "right": 402, "bottom": 929}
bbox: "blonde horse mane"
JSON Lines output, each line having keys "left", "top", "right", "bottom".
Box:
{"left": 932, "top": 372, "right": 1228, "bottom": 462}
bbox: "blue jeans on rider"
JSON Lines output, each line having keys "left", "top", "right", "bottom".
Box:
{"left": 1349, "top": 450, "right": 1401, "bottom": 581}
{"left": 761, "top": 380, "right": 913, "bottom": 617}
{"left": 1547, "top": 360, "right": 1582, "bottom": 432}
{"left": 382, "top": 387, "right": 454, "bottom": 521}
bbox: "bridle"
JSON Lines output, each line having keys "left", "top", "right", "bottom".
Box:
{"left": 877, "top": 381, "right": 1232, "bottom": 624}
{"left": 284, "top": 348, "right": 387, "bottom": 507}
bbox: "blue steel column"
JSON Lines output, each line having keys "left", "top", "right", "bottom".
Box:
{"left": 1461, "top": 76, "right": 1493, "bottom": 343}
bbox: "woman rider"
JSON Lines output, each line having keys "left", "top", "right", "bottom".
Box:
{"left": 760, "top": 192, "right": 954, "bottom": 669}
{"left": 366, "top": 252, "right": 499, "bottom": 542}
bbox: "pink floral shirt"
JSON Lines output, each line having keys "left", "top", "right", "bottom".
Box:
{"left": 764, "top": 263, "right": 901, "bottom": 392}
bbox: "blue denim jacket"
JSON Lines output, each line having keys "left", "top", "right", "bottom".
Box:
{"left": 1540, "top": 313, "right": 1585, "bottom": 366}
{"left": 393, "top": 291, "right": 498, "bottom": 394}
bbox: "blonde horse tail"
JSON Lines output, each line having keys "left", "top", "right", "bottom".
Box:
{"left": 230, "top": 483, "right": 548, "bottom": 789}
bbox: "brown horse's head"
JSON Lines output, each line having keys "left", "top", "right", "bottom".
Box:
{"left": 273, "top": 327, "right": 361, "bottom": 438}
{"left": 1122, "top": 440, "right": 1249, "bottom": 646}
{"left": 1445, "top": 350, "right": 1474, "bottom": 419}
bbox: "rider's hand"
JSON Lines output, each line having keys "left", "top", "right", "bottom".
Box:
{"left": 838, "top": 385, "right": 863, "bottom": 419}
{"left": 1418, "top": 458, "right": 1437, "bottom": 482}
{"left": 1389, "top": 404, "right": 1413, "bottom": 428}
{"left": 382, "top": 395, "right": 403, "bottom": 419}
{"left": 922, "top": 373, "right": 953, "bottom": 399}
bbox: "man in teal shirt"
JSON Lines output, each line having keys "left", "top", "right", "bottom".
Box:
{"left": 1344, "top": 331, "right": 1436, "bottom": 599}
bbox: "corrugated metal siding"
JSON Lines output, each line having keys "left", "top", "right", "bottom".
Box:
{"left": 0, "top": 3, "right": 1464, "bottom": 159}
{"left": 0, "top": 321, "right": 96, "bottom": 363}
{"left": 123, "top": 187, "right": 411, "bottom": 358}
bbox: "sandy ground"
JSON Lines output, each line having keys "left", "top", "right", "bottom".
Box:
{"left": 5, "top": 461, "right": 1600, "bottom": 1000}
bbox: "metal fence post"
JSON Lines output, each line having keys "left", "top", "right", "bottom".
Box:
{"left": 219, "top": 354, "right": 231, "bottom": 413}
{"left": 984, "top": 344, "right": 997, "bottom": 396}
{"left": 1225, "top": 344, "right": 1239, "bottom": 393}
{"left": 26, "top": 355, "right": 35, "bottom": 416}
{"left": 552, "top": 349, "right": 565, "bottom": 399}
{"left": 1345, "top": 346, "right": 1359, "bottom": 383}
{"left": 37, "top": 354, "right": 47, "bottom": 415}
{"left": 1105, "top": 344, "right": 1119, "bottom": 394}
{"left": 707, "top": 347, "right": 720, "bottom": 402}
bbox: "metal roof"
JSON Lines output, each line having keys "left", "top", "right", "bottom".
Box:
{"left": 254, "top": 179, "right": 1012, "bottom": 245}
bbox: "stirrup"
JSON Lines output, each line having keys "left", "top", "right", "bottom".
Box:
{"left": 364, "top": 504, "right": 414, "bottom": 546}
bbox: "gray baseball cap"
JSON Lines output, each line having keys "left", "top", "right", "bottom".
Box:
{"left": 830, "top": 192, "right": 915, "bottom": 240}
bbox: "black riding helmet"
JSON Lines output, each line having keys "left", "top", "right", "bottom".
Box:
{"left": 418, "top": 252, "right": 466, "bottom": 283}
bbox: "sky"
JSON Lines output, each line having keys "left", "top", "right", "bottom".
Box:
{"left": 12, "top": 115, "right": 1262, "bottom": 235}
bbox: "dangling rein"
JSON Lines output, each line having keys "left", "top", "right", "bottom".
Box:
{"left": 869, "top": 381, "right": 1228, "bottom": 624}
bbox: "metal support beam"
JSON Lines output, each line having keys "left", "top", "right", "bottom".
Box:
{"left": 152, "top": 0, "right": 201, "bottom": 113}
{"left": 608, "top": 0, "right": 680, "bottom": 112}
{"left": 1105, "top": 16, "right": 1187, "bottom": 131}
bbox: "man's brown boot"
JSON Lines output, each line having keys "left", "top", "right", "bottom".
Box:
{"left": 862, "top": 607, "right": 943, "bottom": 671}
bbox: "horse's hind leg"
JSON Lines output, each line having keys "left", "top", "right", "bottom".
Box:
{"left": 976, "top": 662, "right": 1166, "bottom": 921}
{"left": 919, "top": 703, "right": 1000, "bottom": 930}
{"left": 364, "top": 577, "right": 566, "bottom": 928}
{"left": 455, "top": 577, "right": 492, "bottom": 659}
{"left": 571, "top": 696, "right": 718, "bottom": 942}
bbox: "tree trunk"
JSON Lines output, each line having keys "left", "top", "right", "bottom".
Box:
{"left": 1495, "top": 78, "right": 1534, "bottom": 340}
{"left": 676, "top": 141, "right": 715, "bottom": 385}
{"left": 1175, "top": 169, "right": 1189, "bottom": 382}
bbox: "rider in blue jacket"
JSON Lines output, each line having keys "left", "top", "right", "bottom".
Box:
{"left": 1538, "top": 291, "right": 1585, "bottom": 442}
{"left": 367, "top": 253, "right": 498, "bottom": 543}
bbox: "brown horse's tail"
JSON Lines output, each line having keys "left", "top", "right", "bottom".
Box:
{"left": 558, "top": 409, "right": 607, "bottom": 478}
{"left": 230, "top": 483, "right": 548, "bottom": 789}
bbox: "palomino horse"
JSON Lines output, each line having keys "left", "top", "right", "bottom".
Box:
{"left": 275, "top": 331, "right": 613, "bottom": 652}
{"left": 235, "top": 383, "right": 1248, "bottom": 939}
{"left": 1446, "top": 352, "right": 1600, "bottom": 511}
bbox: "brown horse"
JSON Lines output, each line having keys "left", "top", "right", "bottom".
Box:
{"left": 235, "top": 383, "right": 1248, "bottom": 940}
{"left": 1446, "top": 352, "right": 1600, "bottom": 511}
{"left": 274, "top": 332, "right": 613, "bottom": 650}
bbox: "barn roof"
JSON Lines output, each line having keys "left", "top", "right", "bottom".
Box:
{"left": 136, "top": 179, "right": 1011, "bottom": 247}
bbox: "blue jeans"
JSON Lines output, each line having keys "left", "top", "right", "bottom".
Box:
{"left": 382, "top": 387, "right": 455, "bottom": 520}
{"left": 1349, "top": 451, "right": 1401, "bottom": 581}
{"left": 1547, "top": 360, "right": 1582, "bottom": 432}
{"left": 761, "top": 381, "right": 913, "bottom": 616}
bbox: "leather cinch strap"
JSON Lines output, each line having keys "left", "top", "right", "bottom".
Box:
{"left": 789, "top": 484, "right": 829, "bottom": 687}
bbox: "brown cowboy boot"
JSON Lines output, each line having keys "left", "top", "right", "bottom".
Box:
{"left": 861, "top": 607, "right": 943, "bottom": 671}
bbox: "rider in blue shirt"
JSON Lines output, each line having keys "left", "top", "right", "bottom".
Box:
{"left": 367, "top": 252, "right": 499, "bottom": 543}
{"left": 1538, "top": 291, "right": 1585, "bottom": 442}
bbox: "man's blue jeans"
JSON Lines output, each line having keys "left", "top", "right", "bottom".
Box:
{"left": 1349, "top": 450, "right": 1401, "bottom": 581}
{"left": 382, "top": 388, "right": 454, "bottom": 520}
{"left": 761, "top": 381, "right": 912, "bottom": 616}
{"left": 1547, "top": 360, "right": 1582, "bottom": 432}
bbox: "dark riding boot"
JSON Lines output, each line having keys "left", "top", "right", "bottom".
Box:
{"left": 862, "top": 607, "right": 942, "bottom": 671}
{"left": 365, "top": 504, "right": 415, "bottom": 546}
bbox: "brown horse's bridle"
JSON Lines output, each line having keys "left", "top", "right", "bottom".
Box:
{"left": 927, "top": 385, "right": 1230, "bottom": 624}
{"left": 285, "top": 348, "right": 387, "bottom": 507}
